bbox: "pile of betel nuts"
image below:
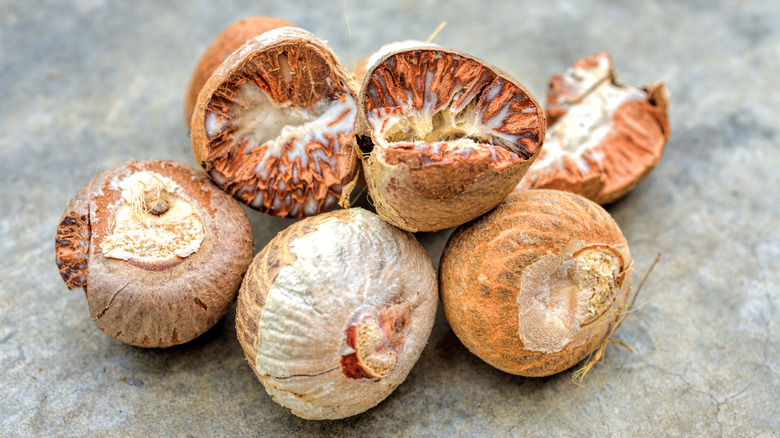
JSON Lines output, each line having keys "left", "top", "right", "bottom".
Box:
{"left": 54, "top": 17, "right": 669, "bottom": 420}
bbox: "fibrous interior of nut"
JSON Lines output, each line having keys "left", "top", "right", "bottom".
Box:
{"left": 363, "top": 49, "right": 540, "bottom": 166}
{"left": 351, "top": 311, "right": 400, "bottom": 378}
{"left": 516, "top": 248, "right": 620, "bottom": 353}
{"left": 100, "top": 171, "right": 205, "bottom": 262}
{"left": 531, "top": 57, "right": 646, "bottom": 175}
{"left": 202, "top": 42, "right": 356, "bottom": 218}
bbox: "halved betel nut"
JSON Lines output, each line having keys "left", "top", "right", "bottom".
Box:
{"left": 235, "top": 208, "right": 438, "bottom": 419}
{"left": 191, "top": 26, "right": 360, "bottom": 218}
{"left": 55, "top": 160, "right": 254, "bottom": 347}
{"left": 355, "top": 43, "right": 546, "bottom": 232}
{"left": 518, "top": 53, "right": 670, "bottom": 204}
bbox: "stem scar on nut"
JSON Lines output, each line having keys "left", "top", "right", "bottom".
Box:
{"left": 517, "top": 52, "right": 670, "bottom": 204}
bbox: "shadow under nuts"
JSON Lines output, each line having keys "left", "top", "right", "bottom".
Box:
{"left": 439, "top": 189, "right": 633, "bottom": 377}
{"left": 236, "top": 208, "right": 438, "bottom": 419}
{"left": 54, "top": 159, "right": 254, "bottom": 347}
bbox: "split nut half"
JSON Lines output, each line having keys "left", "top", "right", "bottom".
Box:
{"left": 355, "top": 43, "right": 546, "bottom": 232}
{"left": 518, "top": 53, "right": 670, "bottom": 204}
{"left": 191, "top": 24, "right": 360, "bottom": 218}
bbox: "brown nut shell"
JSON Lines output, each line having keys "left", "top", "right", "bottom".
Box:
{"left": 191, "top": 27, "right": 360, "bottom": 218}
{"left": 236, "top": 208, "right": 438, "bottom": 419}
{"left": 355, "top": 45, "right": 546, "bottom": 232}
{"left": 184, "top": 16, "right": 295, "bottom": 124}
{"left": 55, "top": 159, "right": 254, "bottom": 347}
{"left": 439, "top": 189, "right": 633, "bottom": 377}
{"left": 518, "top": 52, "right": 670, "bottom": 205}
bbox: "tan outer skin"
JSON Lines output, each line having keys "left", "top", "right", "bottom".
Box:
{"left": 355, "top": 45, "right": 546, "bottom": 232}
{"left": 54, "top": 160, "right": 254, "bottom": 347}
{"left": 439, "top": 190, "right": 633, "bottom": 377}
{"left": 184, "top": 16, "right": 295, "bottom": 125}
{"left": 191, "top": 27, "right": 360, "bottom": 218}
{"left": 236, "top": 208, "right": 438, "bottom": 420}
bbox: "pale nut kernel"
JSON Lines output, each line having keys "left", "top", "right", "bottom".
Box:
{"left": 517, "top": 52, "right": 671, "bottom": 205}
{"left": 355, "top": 44, "right": 546, "bottom": 232}
{"left": 439, "top": 189, "right": 634, "bottom": 377}
{"left": 54, "top": 159, "right": 254, "bottom": 348}
{"left": 191, "top": 26, "right": 360, "bottom": 218}
{"left": 235, "top": 208, "right": 438, "bottom": 420}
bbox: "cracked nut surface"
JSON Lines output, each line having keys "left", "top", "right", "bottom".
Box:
{"left": 235, "top": 208, "right": 438, "bottom": 419}
{"left": 191, "top": 26, "right": 360, "bottom": 218}
{"left": 517, "top": 52, "right": 670, "bottom": 204}
{"left": 439, "top": 189, "right": 633, "bottom": 377}
{"left": 54, "top": 159, "right": 254, "bottom": 347}
{"left": 355, "top": 43, "right": 546, "bottom": 232}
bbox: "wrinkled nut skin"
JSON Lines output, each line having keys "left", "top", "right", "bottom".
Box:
{"left": 54, "top": 160, "right": 254, "bottom": 348}
{"left": 236, "top": 208, "right": 437, "bottom": 420}
{"left": 355, "top": 45, "right": 546, "bottom": 232}
{"left": 184, "top": 16, "right": 295, "bottom": 124}
{"left": 191, "top": 27, "right": 360, "bottom": 218}
{"left": 519, "top": 53, "right": 670, "bottom": 205}
{"left": 440, "top": 190, "right": 633, "bottom": 377}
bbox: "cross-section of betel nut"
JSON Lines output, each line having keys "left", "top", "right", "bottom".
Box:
{"left": 54, "top": 160, "right": 253, "bottom": 348}
{"left": 518, "top": 52, "right": 670, "bottom": 205}
{"left": 439, "top": 189, "right": 633, "bottom": 377}
{"left": 355, "top": 44, "right": 546, "bottom": 232}
{"left": 191, "top": 27, "right": 360, "bottom": 218}
{"left": 184, "top": 16, "right": 295, "bottom": 125}
{"left": 236, "top": 208, "right": 437, "bottom": 419}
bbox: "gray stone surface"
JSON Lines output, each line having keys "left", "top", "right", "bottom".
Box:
{"left": 1, "top": 0, "right": 778, "bottom": 436}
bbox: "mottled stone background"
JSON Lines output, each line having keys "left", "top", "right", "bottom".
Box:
{"left": 1, "top": 0, "right": 778, "bottom": 436}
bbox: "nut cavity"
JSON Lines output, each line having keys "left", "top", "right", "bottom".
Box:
{"left": 55, "top": 212, "right": 90, "bottom": 289}
{"left": 194, "top": 31, "right": 359, "bottom": 218}
{"left": 364, "top": 49, "right": 540, "bottom": 167}
{"left": 100, "top": 171, "right": 205, "bottom": 263}
{"left": 517, "top": 247, "right": 620, "bottom": 354}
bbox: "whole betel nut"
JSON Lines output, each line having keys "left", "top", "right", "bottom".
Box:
{"left": 518, "top": 53, "right": 670, "bottom": 205}
{"left": 191, "top": 26, "right": 360, "bottom": 218}
{"left": 236, "top": 208, "right": 438, "bottom": 419}
{"left": 55, "top": 160, "right": 254, "bottom": 347}
{"left": 439, "top": 189, "right": 633, "bottom": 377}
{"left": 184, "top": 16, "right": 295, "bottom": 124}
{"left": 355, "top": 43, "right": 546, "bottom": 232}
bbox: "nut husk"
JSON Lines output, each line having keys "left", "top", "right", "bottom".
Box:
{"left": 236, "top": 208, "right": 438, "bottom": 419}
{"left": 55, "top": 159, "right": 254, "bottom": 347}
{"left": 440, "top": 189, "right": 633, "bottom": 376}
